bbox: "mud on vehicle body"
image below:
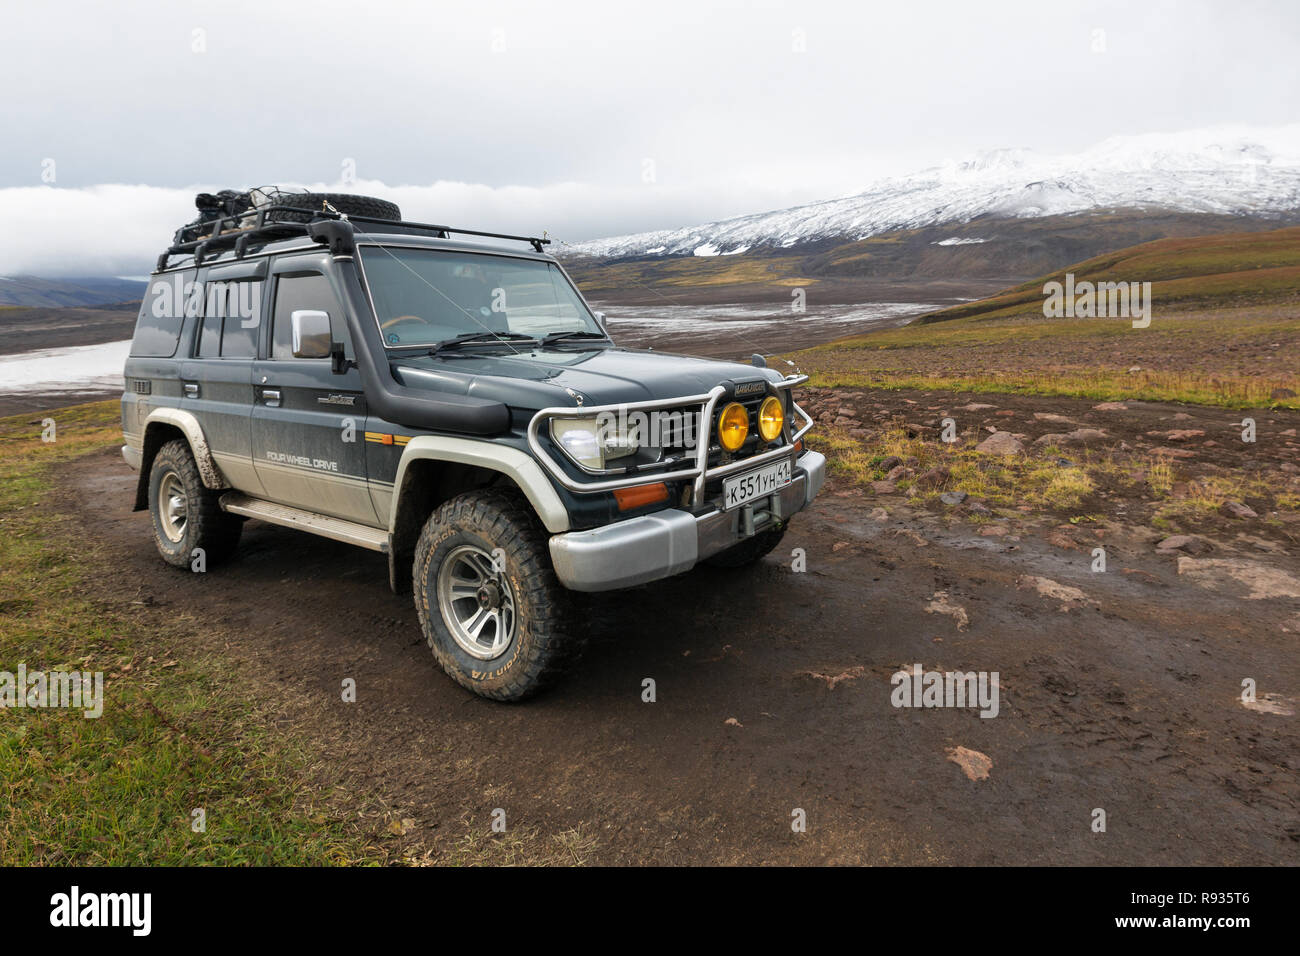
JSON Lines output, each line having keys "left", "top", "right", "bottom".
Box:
{"left": 121, "top": 189, "right": 826, "bottom": 700}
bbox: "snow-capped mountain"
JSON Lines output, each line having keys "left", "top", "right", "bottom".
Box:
{"left": 565, "top": 127, "right": 1300, "bottom": 259}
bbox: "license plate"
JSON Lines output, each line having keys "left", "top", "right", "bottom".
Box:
{"left": 723, "top": 459, "right": 792, "bottom": 510}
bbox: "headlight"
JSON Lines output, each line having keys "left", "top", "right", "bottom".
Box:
{"left": 551, "top": 416, "right": 641, "bottom": 471}
{"left": 758, "top": 396, "right": 784, "bottom": 442}
{"left": 718, "top": 402, "right": 749, "bottom": 452}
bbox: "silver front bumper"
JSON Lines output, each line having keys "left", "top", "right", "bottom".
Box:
{"left": 549, "top": 451, "right": 826, "bottom": 592}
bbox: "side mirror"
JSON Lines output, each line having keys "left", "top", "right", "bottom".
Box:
{"left": 291, "top": 310, "right": 332, "bottom": 359}
{"left": 593, "top": 310, "right": 608, "bottom": 333}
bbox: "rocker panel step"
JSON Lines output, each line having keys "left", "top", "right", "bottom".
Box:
{"left": 220, "top": 493, "right": 389, "bottom": 553}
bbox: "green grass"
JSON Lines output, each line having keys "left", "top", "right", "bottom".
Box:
{"left": 790, "top": 224, "right": 1300, "bottom": 411}
{"left": 0, "top": 401, "right": 386, "bottom": 865}
{"left": 917, "top": 227, "right": 1300, "bottom": 324}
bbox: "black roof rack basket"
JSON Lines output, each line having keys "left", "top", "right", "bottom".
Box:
{"left": 157, "top": 204, "right": 551, "bottom": 272}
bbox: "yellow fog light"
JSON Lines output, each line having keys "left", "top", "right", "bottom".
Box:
{"left": 758, "top": 396, "right": 784, "bottom": 442}
{"left": 717, "top": 402, "right": 749, "bottom": 451}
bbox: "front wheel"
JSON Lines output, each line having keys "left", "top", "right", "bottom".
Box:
{"left": 413, "top": 489, "right": 579, "bottom": 701}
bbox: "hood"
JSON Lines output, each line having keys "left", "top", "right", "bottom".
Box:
{"left": 389, "top": 346, "right": 784, "bottom": 411}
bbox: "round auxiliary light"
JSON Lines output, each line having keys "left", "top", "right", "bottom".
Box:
{"left": 758, "top": 396, "right": 784, "bottom": 442}
{"left": 717, "top": 402, "right": 750, "bottom": 452}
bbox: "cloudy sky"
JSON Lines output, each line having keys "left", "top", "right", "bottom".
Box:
{"left": 2, "top": 0, "right": 1298, "bottom": 274}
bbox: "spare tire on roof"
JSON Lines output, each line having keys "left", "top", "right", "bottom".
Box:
{"left": 269, "top": 192, "right": 402, "bottom": 224}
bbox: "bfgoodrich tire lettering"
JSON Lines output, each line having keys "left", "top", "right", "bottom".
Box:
{"left": 147, "top": 439, "right": 241, "bottom": 569}
{"left": 413, "top": 489, "right": 579, "bottom": 701}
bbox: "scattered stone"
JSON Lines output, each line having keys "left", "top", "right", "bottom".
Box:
{"left": 1092, "top": 402, "right": 1128, "bottom": 411}
{"left": 1033, "top": 413, "right": 1077, "bottom": 424}
{"left": 994, "top": 409, "right": 1016, "bottom": 417}
{"left": 892, "top": 528, "right": 930, "bottom": 548}
{"left": 946, "top": 746, "right": 993, "bottom": 781}
{"left": 1177, "top": 558, "right": 1300, "bottom": 600}
{"left": 940, "top": 490, "right": 968, "bottom": 505}
{"left": 916, "top": 466, "right": 950, "bottom": 488}
{"left": 1156, "top": 535, "right": 1212, "bottom": 555}
{"left": 926, "top": 590, "right": 969, "bottom": 631}
{"left": 1221, "top": 500, "right": 1259, "bottom": 520}
{"left": 1148, "top": 429, "right": 1205, "bottom": 441}
{"left": 976, "top": 431, "right": 1025, "bottom": 455}
{"left": 884, "top": 466, "right": 910, "bottom": 481}
{"left": 1033, "top": 433, "right": 1068, "bottom": 447}
{"left": 959, "top": 403, "right": 996, "bottom": 411}
{"left": 968, "top": 501, "right": 991, "bottom": 514}
{"left": 871, "top": 480, "right": 898, "bottom": 495}
{"left": 724, "top": 717, "right": 744, "bottom": 728}
{"left": 1063, "top": 427, "right": 1108, "bottom": 443}
{"left": 1271, "top": 387, "right": 1297, "bottom": 400}
{"left": 799, "top": 666, "right": 866, "bottom": 690}
{"left": 979, "top": 524, "right": 1010, "bottom": 536}
{"left": 1016, "top": 574, "right": 1091, "bottom": 611}
{"left": 1242, "top": 694, "right": 1295, "bottom": 716}
{"left": 868, "top": 507, "right": 890, "bottom": 521}
{"left": 1152, "top": 446, "right": 1196, "bottom": 459}
{"left": 878, "top": 455, "right": 903, "bottom": 471}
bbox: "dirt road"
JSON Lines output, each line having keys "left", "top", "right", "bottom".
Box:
{"left": 62, "top": 437, "right": 1298, "bottom": 865}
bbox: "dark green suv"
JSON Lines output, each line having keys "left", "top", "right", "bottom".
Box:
{"left": 121, "top": 191, "right": 825, "bottom": 700}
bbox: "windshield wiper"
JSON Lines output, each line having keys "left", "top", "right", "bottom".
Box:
{"left": 427, "top": 331, "right": 537, "bottom": 355}
{"left": 539, "top": 329, "right": 610, "bottom": 346}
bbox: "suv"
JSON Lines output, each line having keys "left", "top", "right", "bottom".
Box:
{"left": 121, "top": 191, "right": 825, "bottom": 700}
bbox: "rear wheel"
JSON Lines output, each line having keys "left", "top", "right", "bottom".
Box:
{"left": 413, "top": 489, "right": 580, "bottom": 701}
{"left": 147, "top": 440, "right": 241, "bottom": 569}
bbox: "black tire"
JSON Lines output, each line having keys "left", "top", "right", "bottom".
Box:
{"left": 270, "top": 192, "right": 402, "bottom": 224}
{"left": 413, "top": 489, "right": 579, "bottom": 701}
{"left": 147, "top": 440, "right": 242, "bottom": 570}
{"left": 704, "top": 525, "right": 787, "bottom": 569}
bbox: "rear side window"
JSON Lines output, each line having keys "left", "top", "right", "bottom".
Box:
{"left": 271, "top": 272, "right": 350, "bottom": 359}
{"left": 195, "top": 279, "right": 260, "bottom": 358}
{"left": 130, "top": 272, "right": 197, "bottom": 357}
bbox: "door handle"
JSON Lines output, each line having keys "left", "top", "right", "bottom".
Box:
{"left": 183, "top": 382, "right": 199, "bottom": 398}
{"left": 262, "top": 389, "right": 282, "bottom": 407}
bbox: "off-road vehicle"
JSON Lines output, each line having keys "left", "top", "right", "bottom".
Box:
{"left": 121, "top": 188, "right": 825, "bottom": 700}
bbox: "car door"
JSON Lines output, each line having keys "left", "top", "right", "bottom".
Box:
{"left": 179, "top": 259, "right": 263, "bottom": 495}
{"left": 250, "top": 253, "right": 377, "bottom": 525}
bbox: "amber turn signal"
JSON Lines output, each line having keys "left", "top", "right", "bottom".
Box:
{"left": 614, "top": 482, "right": 670, "bottom": 511}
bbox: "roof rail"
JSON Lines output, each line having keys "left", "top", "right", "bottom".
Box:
{"left": 338, "top": 213, "right": 551, "bottom": 254}
{"left": 156, "top": 205, "right": 551, "bottom": 272}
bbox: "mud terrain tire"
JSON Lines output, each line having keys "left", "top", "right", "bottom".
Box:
{"left": 413, "top": 489, "right": 579, "bottom": 701}
{"left": 271, "top": 192, "right": 402, "bottom": 224}
{"left": 147, "top": 439, "right": 242, "bottom": 569}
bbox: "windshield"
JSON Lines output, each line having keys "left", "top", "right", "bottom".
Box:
{"left": 358, "top": 246, "right": 601, "bottom": 348}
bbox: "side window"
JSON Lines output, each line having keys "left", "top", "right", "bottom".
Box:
{"left": 131, "top": 271, "right": 196, "bottom": 358}
{"left": 271, "top": 272, "right": 350, "bottom": 359}
{"left": 195, "top": 279, "right": 260, "bottom": 359}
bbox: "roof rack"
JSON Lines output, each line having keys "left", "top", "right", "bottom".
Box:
{"left": 157, "top": 206, "right": 551, "bottom": 272}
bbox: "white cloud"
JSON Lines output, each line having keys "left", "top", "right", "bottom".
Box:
{"left": 0, "top": 178, "right": 818, "bottom": 276}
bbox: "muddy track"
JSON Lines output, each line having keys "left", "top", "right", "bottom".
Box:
{"left": 59, "top": 444, "right": 1299, "bottom": 865}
